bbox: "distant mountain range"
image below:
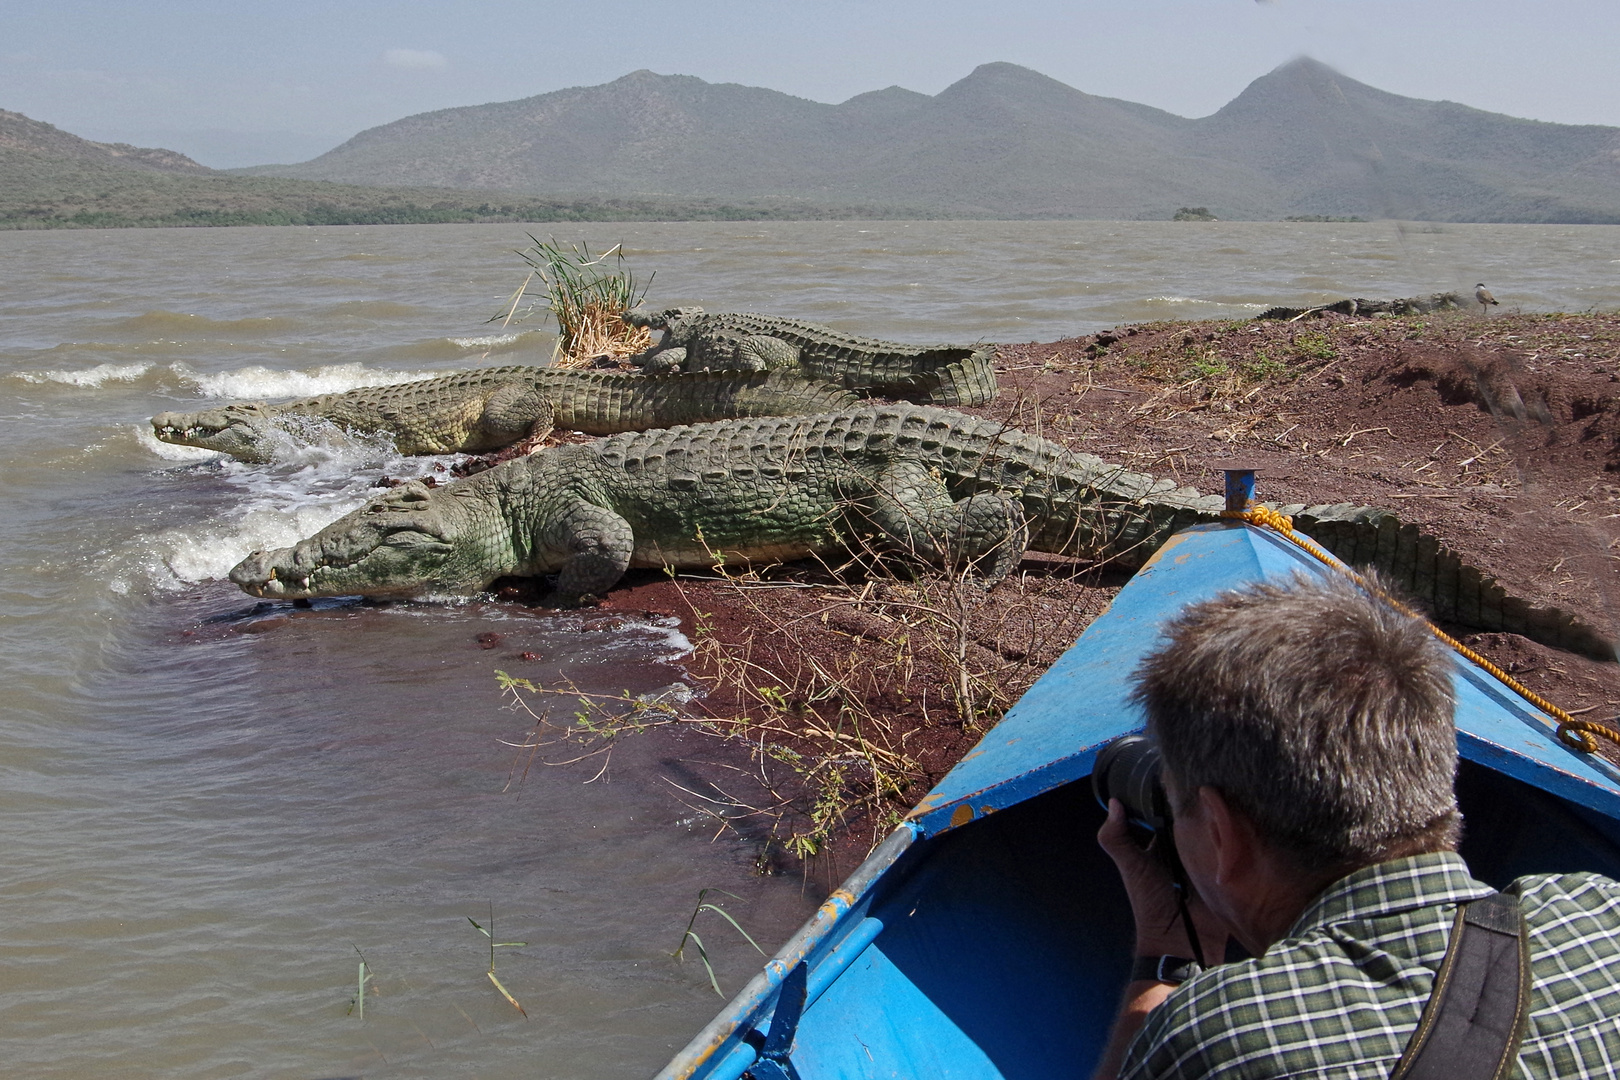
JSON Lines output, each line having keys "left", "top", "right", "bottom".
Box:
{"left": 7, "top": 59, "right": 1620, "bottom": 227}
{"left": 2, "top": 107, "right": 864, "bottom": 229}
{"left": 236, "top": 59, "right": 1620, "bottom": 223}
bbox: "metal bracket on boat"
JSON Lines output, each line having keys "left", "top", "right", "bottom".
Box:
{"left": 742, "top": 961, "right": 808, "bottom": 1080}
{"left": 1223, "top": 467, "right": 1257, "bottom": 511}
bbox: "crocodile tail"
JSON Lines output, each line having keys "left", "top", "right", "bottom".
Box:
{"left": 1280, "top": 503, "right": 1614, "bottom": 661}
{"left": 730, "top": 371, "right": 862, "bottom": 415}
{"left": 882, "top": 347, "right": 1000, "bottom": 407}
{"left": 916, "top": 347, "right": 1000, "bottom": 407}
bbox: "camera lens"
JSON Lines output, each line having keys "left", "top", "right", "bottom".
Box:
{"left": 1092, "top": 734, "right": 1172, "bottom": 834}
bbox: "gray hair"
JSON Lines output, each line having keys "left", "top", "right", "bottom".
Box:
{"left": 1130, "top": 570, "right": 1460, "bottom": 875}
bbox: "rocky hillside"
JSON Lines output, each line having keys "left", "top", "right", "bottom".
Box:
{"left": 241, "top": 59, "right": 1620, "bottom": 223}
{"left": 2, "top": 108, "right": 893, "bottom": 229}
{"left": 0, "top": 109, "right": 215, "bottom": 175}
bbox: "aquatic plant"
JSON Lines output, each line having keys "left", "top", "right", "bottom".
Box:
{"left": 347, "top": 946, "right": 375, "bottom": 1018}
{"left": 494, "top": 236, "right": 654, "bottom": 367}
{"left": 469, "top": 904, "right": 529, "bottom": 1017}
{"left": 673, "top": 888, "right": 765, "bottom": 996}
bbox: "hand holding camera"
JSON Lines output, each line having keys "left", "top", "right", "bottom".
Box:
{"left": 1093, "top": 735, "right": 1232, "bottom": 970}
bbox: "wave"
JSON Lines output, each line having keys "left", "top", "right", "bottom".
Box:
{"left": 13, "top": 359, "right": 440, "bottom": 400}
{"left": 183, "top": 362, "right": 437, "bottom": 400}
{"left": 386, "top": 329, "right": 549, "bottom": 361}
{"left": 112, "top": 434, "right": 455, "bottom": 593}
{"left": 1140, "top": 296, "right": 1267, "bottom": 309}
{"left": 15, "top": 361, "right": 156, "bottom": 387}
{"left": 448, "top": 332, "right": 523, "bottom": 349}
{"left": 328, "top": 300, "right": 422, "bottom": 319}
{"left": 25, "top": 339, "right": 272, "bottom": 363}
{"left": 111, "top": 310, "right": 302, "bottom": 337}
{"left": 114, "top": 499, "right": 365, "bottom": 595}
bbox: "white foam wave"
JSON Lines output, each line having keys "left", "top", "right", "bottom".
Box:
{"left": 1142, "top": 296, "right": 1268, "bottom": 310}
{"left": 186, "top": 362, "right": 435, "bottom": 400}
{"left": 641, "top": 621, "right": 694, "bottom": 662}
{"left": 133, "top": 500, "right": 361, "bottom": 590}
{"left": 16, "top": 361, "right": 156, "bottom": 387}
{"left": 115, "top": 424, "right": 459, "bottom": 593}
{"left": 639, "top": 681, "right": 698, "bottom": 707}
{"left": 448, "top": 332, "right": 522, "bottom": 349}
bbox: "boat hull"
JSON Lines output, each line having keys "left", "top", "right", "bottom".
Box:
{"left": 659, "top": 522, "right": 1620, "bottom": 1080}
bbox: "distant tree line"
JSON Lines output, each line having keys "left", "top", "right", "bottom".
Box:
{"left": 0, "top": 199, "right": 946, "bottom": 230}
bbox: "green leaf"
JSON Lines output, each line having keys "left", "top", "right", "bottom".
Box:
{"left": 696, "top": 904, "right": 765, "bottom": 955}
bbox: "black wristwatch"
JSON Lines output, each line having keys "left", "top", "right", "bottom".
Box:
{"left": 1130, "top": 955, "right": 1203, "bottom": 984}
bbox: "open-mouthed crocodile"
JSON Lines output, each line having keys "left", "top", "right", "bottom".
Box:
{"left": 151, "top": 368, "right": 859, "bottom": 463}
{"left": 623, "top": 307, "right": 998, "bottom": 407}
{"left": 230, "top": 406, "right": 1610, "bottom": 660}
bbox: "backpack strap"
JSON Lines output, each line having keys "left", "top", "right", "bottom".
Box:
{"left": 1391, "top": 892, "right": 1531, "bottom": 1080}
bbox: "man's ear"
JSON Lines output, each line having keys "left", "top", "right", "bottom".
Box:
{"left": 1198, "top": 786, "right": 1259, "bottom": 887}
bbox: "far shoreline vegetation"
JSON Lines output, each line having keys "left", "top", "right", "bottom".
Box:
{"left": 0, "top": 176, "right": 1400, "bottom": 231}
{"left": 1, "top": 201, "right": 936, "bottom": 230}
{"left": 0, "top": 149, "right": 1583, "bottom": 231}
{"left": 0, "top": 192, "right": 1516, "bottom": 230}
{"left": 0, "top": 175, "right": 947, "bottom": 230}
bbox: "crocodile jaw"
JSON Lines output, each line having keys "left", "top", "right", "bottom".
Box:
{"left": 229, "top": 482, "right": 475, "bottom": 599}
{"left": 151, "top": 406, "right": 276, "bottom": 462}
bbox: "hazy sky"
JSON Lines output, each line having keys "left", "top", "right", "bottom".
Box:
{"left": 4, "top": 0, "right": 1618, "bottom": 168}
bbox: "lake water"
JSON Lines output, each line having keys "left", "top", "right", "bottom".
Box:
{"left": 1, "top": 219, "right": 1617, "bottom": 1078}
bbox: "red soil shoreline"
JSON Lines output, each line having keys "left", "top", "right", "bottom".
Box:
{"left": 534, "top": 310, "right": 1620, "bottom": 879}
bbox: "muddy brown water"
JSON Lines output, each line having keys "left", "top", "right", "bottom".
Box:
{"left": 1, "top": 221, "right": 1616, "bottom": 1077}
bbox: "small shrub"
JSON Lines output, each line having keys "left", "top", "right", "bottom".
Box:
{"left": 1240, "top": 351, "right": 1291, "bottom": 380}
{"left": 1292, "top": 330, "right": 1338, "bottom": 362}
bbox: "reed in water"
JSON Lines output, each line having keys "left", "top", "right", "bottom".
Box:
{"left": 496, "top": 236, "right": 653, "bottom": 366}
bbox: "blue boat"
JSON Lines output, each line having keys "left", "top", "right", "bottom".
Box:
{"left": 656, "top": 518, "right": 1620, "bottom": 1080}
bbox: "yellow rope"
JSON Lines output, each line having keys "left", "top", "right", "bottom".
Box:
{"left": 1219, "top": 507, "right": 1620, "bottom": 756}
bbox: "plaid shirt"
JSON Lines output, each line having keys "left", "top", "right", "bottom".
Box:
{"left": 1121, "top": 852, "right": 1620, "bottom": 1079}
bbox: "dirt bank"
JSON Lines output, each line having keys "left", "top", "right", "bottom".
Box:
{"left": 537, "top": 310, "right": 1620, "bottom": 879}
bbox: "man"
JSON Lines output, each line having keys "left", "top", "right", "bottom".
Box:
{"left": 1092, "top": 571, "right": 1620, "bottom": 1080}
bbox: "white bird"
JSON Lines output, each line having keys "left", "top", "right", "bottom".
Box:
{"left": 1474, "top": 283, "right": 1500, "bottom": 315}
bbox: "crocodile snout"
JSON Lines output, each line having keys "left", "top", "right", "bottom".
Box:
{"left": 230, "top": 545, "right": 318, "bottom": 597}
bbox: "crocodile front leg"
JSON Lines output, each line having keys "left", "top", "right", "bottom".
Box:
{"left": 535, "top": 498, "right": 636, "bottom": 605}
{"left": 478, "top": 382, "right": 556, "bottom": 454}
{"left": 855, "top": 460, "right": 1029, "bottom": 583}
{"left": 738, "top": 335, "right": 800, "bottom": 372}
{"left": 640, "top": 346, "right": 687, "bottom": 374}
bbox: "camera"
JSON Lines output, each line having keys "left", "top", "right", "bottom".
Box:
{"left": 1092, "top": 733, "right": 1207, "bottom": 965}
{"left": 1091, "top": 733, "right": 1173, "bottom": 843}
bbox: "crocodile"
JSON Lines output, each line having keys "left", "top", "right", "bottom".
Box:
{"left": 150, "top": 368, "right": 859, "bottom": 463}
{"left": 230, "top": 406, "right": 1608, "bottom": 659}
{"left": 623, "top": 307, "right": 999, "bottom": 407}
{"left": 1256, "top": 292, "right": 1461, "bottom": 321}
